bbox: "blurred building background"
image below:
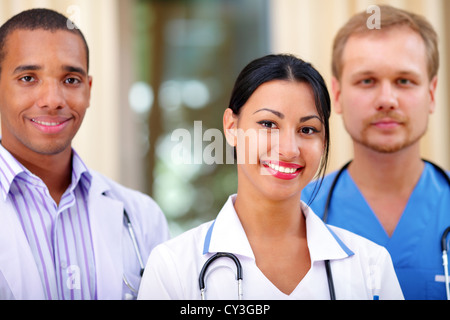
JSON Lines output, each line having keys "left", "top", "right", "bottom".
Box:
{"left": 0, "top": 0, "right": 448, "bottom": 235}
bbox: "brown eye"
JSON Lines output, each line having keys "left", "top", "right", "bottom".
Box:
{"left": 20, "top": 76, "right": 35, "bottom": 82}
{"left": 300, "top": 127, "right": 318, "bottom": 135}
{"left": 257, "top": 120, "right": 277, "bottom": 129}
{"left": 64, "top": 78, "right": 81, "bottom": 85}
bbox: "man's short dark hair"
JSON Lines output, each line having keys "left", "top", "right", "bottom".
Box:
{"left": 0, "top": 8, "right": 90, "bottom": 73}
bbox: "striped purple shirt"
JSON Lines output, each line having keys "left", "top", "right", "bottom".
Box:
{"left": 0, "top": 143, "right": 96, "bottom": 300}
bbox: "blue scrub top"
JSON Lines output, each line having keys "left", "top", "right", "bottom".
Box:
{"left": 301, "top": 162, "right": 450, "bottom": 300}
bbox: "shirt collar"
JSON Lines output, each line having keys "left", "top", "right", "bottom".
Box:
{"left": 0, "top": 142, "right": 27, "bottom": 200}
{"left": 70, "top": 149, "right": 92, "bottom": 192}
{"left": 0, "top": 142, "right": 92, "bottom": 200}
{"left": 203, "top": 194, "right": 354, "bottom": 261}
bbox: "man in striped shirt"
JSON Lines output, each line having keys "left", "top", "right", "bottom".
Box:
{"left": 0, "top": 9, "right": 169, "bottom": 299}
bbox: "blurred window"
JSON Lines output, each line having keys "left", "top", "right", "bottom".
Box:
{"left": 131, "top": 0, "right": 269, "bottom": 235}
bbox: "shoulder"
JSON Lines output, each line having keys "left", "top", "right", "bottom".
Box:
{"left": 153, "top": 220, "right": 213, "bottom": 260}
{"left": 140, "top": 221, "right": 214, "bottom": 299}
{"left": 140, "top": 222, "right": 212, "bottom": 299}
{"left": 425, "top": 161, "right": 450, "bottom": 184}
{"left": 328, "top": 224, "right": 390, "bottom": 262}
{"left": 301, "top": 171, "right": 340, "bottom": 217}
{"left": 328, "top": 225, "right": 403, "bottom": 299}
{"left": 90, "top": 169, "right": 161, "bottom": 212}
{"left": 147, "top": 220, "right": 214, "bottom": 277}
{"left": 302, "top": 171, "right": 339, "bottom": 200}
{"left": 90, "top": 169, "right": 147, "bottom": 198}
{"left": 89, "top": 169, "right": 169, "bottom": 242}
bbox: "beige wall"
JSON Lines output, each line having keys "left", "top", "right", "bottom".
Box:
{"left": 0, "top": 0, "right": 122, "bottom": 181}
{"left": 270, "top": 0, "right": 450, "bottom": 172}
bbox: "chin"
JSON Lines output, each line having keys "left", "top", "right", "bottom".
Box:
{"left": 263, "top": 184, "right": 302, "bottom": 202}
{"left": 363, "top": 139, "right": 417, "bottom": 154}
{"left": 28, "top": 139, "right": 72, "bottom": 156}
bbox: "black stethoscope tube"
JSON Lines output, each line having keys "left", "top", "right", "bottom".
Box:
{"left": 199, "top": 252, "right": 243, "bottom": 300}
{"left": 324, "top": 159, "right": 450, "bottom": 300}
{"left": 441, "top": 227, "right": 450, "bottom": 253}
{"left": 325, "top": 260, "right": 336, "bottom": 300}
{"left": 323, "top": 159, "right": 449, "bottom": 224}
{"left": 442, "top": 227, "right": 450, "bottom": 300}
{"left": 199, "top": 252, "right": 336, "bottom": 299}
{"left": 123, "top": 209, "right": 145, "bottom": 276}
{"left": 320, "top": 161, "right": 352, "bottom": 300}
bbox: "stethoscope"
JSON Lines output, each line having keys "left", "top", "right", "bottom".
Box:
{"left": 198, "top": 246, "right": 336, "bottom": 300}
{"left": 323, "top": 159, "right": 450, "bottom": 300}
{"left": 199, "top": 252, "right": 243, "bottom": 300}
{"left": 122, "top": 209, "right": 145, "bottom": 296}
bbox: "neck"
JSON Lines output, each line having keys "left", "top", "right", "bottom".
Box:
{"left": 4, "top": 143, "right": 72, "bottom": 204}
{"left": 349, "top": 143, "right": 424, "bottom": 193}
{"left": 234, "top": 188, "right": 305, "bottom": 239}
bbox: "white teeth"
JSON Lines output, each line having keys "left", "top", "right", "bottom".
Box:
{"left": 31, "top": 119, "right": 61, "bottom": 126}
{"left": 266, "top": 162, "right": 298, "bottom": 174}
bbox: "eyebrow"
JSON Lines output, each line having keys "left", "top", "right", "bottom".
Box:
{"left": 253, "top": 108, "right": 284, "bottom": 119}
{"left": 13, "top": 64, "right": 42, "bottom": 75}
{"left": 351, "top": 69, "right": 421, "bottom": 79}
{"left": 300, "top": 115, "right": 321, "bottom": 123}
{"left": 254, "top": 108, "right": 321, "bottom": 123}
{"left": 63, "top": 65, "right": 87, "bottom": 77}
{"left": 12, "top": 64, "right": 87, "bottom": 77}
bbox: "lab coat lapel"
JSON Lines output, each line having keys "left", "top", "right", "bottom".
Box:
{"left": 88, "top": 176, "right": 124, "bottom": 300}
{"left": 304, "top": 203, "right": 354, "bottom": 262}
{"left": 0, "top": 199, "right": 45, "bottom": 299}
{"left": 206, "top": 196, "right": 354, "bottom": 263}
{"left": 205, "top": 195, "right": 255, "bottom": 258}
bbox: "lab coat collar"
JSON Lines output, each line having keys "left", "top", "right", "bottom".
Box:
{"left": 203, "top": 194, "right": 354, "bottom": 262}
{"left": 303, "top": 202, "right": 354, "bottom": 262}
{"left": 203, "top": 195, "right": 254, "bottom": 258}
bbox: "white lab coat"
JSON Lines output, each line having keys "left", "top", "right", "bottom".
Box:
{"left": 0, "top": 169, "right": 169, "bottom": 300}
{"left": 138, "top": 195, "right": 404, "bottom": 300}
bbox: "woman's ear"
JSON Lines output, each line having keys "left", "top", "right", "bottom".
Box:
{"left": 223, "top": 108, "right": 238, "bottom": 147}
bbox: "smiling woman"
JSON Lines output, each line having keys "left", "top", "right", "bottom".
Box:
{"left": 138, "top": 54, "right": 404, "bottom": 300}
{"left": 224, "top": 79, "right": 325, "bottom": 203}
{"left": 224, "top": 55, "right": 330, "bottom": 202}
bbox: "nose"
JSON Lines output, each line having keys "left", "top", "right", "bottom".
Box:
{"left": 276, "top": 129, "right": 301, "bottom": 160}
{"left": 376, "top": 80, "right": 398, "bottom": 111}
{"left": 37, "top": 80, "right": 65, "bottom": 109}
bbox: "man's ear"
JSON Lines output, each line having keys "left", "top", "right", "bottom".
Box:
{"left": 331, "top": 76, "right": 343, "bottom": 114}
{"left": 223, "top": 108, "right": 238, "bottom": 147}
{"left": 428, "top": 75, "right": 438, "bottom": 114}
{"left": 86, "top": 75, "right": 93, "bottom": 109}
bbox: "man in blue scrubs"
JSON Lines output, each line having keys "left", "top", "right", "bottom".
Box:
{"left": 302, "top": 5, "right": 450, "bottom": 299}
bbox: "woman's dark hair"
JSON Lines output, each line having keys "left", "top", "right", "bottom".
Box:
{"left": 228, "top": 54, "right": 331, "bottom": 204}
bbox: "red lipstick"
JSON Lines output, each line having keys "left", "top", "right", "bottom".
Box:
{"left": 262, "top": 160, "right": 304, "bottom": 180}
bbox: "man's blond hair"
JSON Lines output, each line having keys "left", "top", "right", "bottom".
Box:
{"left": 332, "top": 4, "right": 439, "bottom": 80}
